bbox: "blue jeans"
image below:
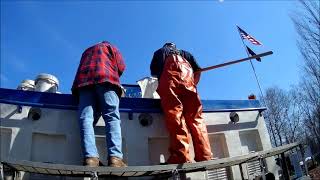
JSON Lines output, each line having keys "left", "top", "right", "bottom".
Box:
{"left": 78, "top": 84, "right": 123, "bottom": 159}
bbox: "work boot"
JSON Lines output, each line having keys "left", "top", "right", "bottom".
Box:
{"left": 84, "top": 157, "right": 99, "bottom": 167}
{"left": 108, "top": 156, "right": 127, "bottom": 167}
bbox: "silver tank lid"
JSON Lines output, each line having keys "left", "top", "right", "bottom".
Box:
{"left": 35, "top": 73, "right": 59, "bottom": 88}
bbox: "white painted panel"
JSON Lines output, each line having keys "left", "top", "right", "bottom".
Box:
{"left": 207, "top": 134, "right": 231, "bottom": 180}
{"left": 31, "top": 133, "right": 66, "bottom": 164}
{"left": 0, "top": 128, "right": 12, "bottom": 160}
{"left": 209, "top": 133, "right": 229, "bottom": 159}
{"left": 95, "top": 136, "right": 127, "bottom": 165}
{"left": 239, "top": 130, "right": 263, "bottom": 179}
{"left": 148, "top": 137, "right": 170, "bottom": 165}
{"left": 239, "top": 130, "right": 263, "bottom": 153}
{"left": 95, "top": 136, "right": 108, "bottom": 165}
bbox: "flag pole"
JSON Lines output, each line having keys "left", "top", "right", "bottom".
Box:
{"left": 198, "top": 51, "right": 272, "bottom": 72}
{"left": 236, "top": 26, "right": 266, "bottom": 106}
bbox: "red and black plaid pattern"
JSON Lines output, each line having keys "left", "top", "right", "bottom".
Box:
{"left": 72, "top": 41, "right": 126, "bottom": 91}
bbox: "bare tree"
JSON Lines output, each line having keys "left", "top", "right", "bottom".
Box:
{"left": 285, "top": 88, "right": 305, "bottom": 143}
{"left": 263, "top": 87, "right": 306, "bottom": 148}
{"left": 291, "top": 0, "right": 320, "bottom": 149}
{"left": 263, "top": 87, "right": 290, "bottom": 146}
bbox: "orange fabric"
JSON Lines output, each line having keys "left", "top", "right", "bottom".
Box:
{"left": 157, "top": 54, "right": 213, "bottom": 164}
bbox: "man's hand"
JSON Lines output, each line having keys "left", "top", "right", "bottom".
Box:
{"left": 194, "top": 71, "right": 201, "bottom": 85}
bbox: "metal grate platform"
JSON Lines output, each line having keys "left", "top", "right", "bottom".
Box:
{"left": 1, "top": 142, "right": 300, "bottom": 178}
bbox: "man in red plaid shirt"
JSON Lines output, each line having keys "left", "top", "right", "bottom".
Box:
{"left": 72, "top": 41, "right": 126, "bottom": 167}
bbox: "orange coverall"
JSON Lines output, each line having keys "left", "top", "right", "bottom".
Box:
{"left": 157, "top": 54, "right": 213, "bottom": 164}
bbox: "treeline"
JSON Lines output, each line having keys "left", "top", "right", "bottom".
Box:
{"left": 262, "top": 0, "right": 319, "bottom": 153}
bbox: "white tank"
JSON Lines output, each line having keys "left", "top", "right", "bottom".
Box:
{"left": 17, "top": 79, "right": 35, "bottom": 91}
{"left": 34, "top": 73, "right": 59, "bottom": 93}
{"left": 137, "top": 77, "right": 160, "bottom": 99}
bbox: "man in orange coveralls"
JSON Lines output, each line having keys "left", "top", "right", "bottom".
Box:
{"left": 150, "top": 42, "right": 213, "bottom": 164}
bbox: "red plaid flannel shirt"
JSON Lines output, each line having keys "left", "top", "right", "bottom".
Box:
{"left": 72, "top": 41, "right": 126, "bottom": 94}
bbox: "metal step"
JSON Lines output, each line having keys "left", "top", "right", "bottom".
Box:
{"left": 1, "top": 142, "right": 300, "bottom": 178}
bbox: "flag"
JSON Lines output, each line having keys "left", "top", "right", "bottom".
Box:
{"left": 237, "top": 26, "right": 262, "bottom": 45}
{"left": 246, "top": 46, "right": 261, "bottom": 62}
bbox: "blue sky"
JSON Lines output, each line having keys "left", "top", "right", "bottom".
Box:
{"left": 1, "top": 1, "right": 302, "bottom": 100}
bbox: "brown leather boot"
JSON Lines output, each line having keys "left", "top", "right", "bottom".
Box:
{"left": 84, "top": 157, "right": 99, "bottom": 167}
{"left": 108, "top": 156, "right": 127, "bottom": 167}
